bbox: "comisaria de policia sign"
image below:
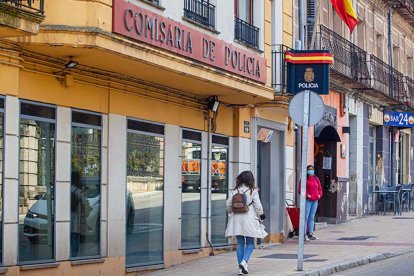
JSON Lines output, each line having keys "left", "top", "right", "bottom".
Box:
{"left": 112, "top": 0, "right": 266, "bottom": 83}
{"left": 286, "top": 50, "right": 333, "bottom": 94}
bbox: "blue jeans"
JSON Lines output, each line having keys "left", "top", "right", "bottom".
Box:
{"left": 236, "top": 236, "right": 255, "bottom": 264}
{"left": 304, "top": 200, "right": 318, "bottom": 235}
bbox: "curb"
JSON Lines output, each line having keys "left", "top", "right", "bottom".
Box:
{"left": 289, "top": 248, "right": 414, "bottom": 276}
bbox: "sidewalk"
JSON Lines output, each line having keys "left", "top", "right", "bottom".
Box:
{"left": 148, "top": 212, "right": 414, "bottom": 276}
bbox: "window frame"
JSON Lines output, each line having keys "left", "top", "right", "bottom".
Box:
{"left": 69, "top": 108, "right": 103, "bottom": 261}
{"left": 17, "top": 100, "right": 57, "bottom": 265}
{"left": 180, "top": 128, "right": 203, "bottom": 250}
{"left": 125, "top": 118, "right": 165, "bottom": 268}
{"left": 0, "top": 96, "right": 5, "bottom": 265}
{"left": 210, "top": 134, "right": 229, "bottom": 246}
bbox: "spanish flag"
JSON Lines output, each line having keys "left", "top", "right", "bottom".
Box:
{"left": 331, "top": 0, "right": 358, "bottom": 33}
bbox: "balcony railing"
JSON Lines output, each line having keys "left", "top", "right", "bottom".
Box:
{"left": 314, "top": 25, "right": 370, "bottom": 88}
{"left": 234, "top": 17, "right": 259, "bottom": 49}
{"left": 404, "top": 77, "right": 414, "bottom": 107}
{"left": 370, "top": 54, "right": 405, "bottom": 100}
{"left": 272, "top": 44, "right": 292, "bottom": 94}
{"left": 0, "top": 0, "right": 44, "bottom": 14}
{"left": 184, "top": 0, "right": 215, "bottom": 29}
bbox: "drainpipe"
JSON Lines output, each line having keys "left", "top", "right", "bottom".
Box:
{"left": 298, "top": 0, "right": 304, "bottom": 46}
{"left": 205, "top": 111, "right": 215, "bottom": 255}
{"left": 388, "top": 8, "right": 395, "bottom": 187}
{"left": 295, "top": 40, "right": 302, "bottom": 205}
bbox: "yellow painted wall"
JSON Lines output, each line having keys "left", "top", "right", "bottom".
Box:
{"left": 283, "top": 0, "right": 294, "bottom": 47}
{"left": 6, "top": 64, "right": 237, "bottom": 136}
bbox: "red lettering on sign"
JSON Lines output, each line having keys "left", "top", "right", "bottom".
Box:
{"left": 112, "top": 0, "right": 266, "bottom": 83}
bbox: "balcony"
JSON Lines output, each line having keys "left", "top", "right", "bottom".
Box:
{"left": 403, "top": 77, "right": 414, "bottom": 107}
{"left": 273, "top": 25, "right": 414, "bottom": 108}
{"left": 369, "top": 55, "right": 405, "bottom": 104}
{"left": 234, "top": 17, "right": 259, "bottom": 49}
{"left": 0, "top": 0, "right": 45, "bottom": 37}
{"left": 271, "top": 44, "right": 291, "bottom": 94}
{"left": 184, "top": 0, "right": 215, "bottom": 30}
{"left": 314, "top": 25, "right": 370, "bottom": 89}
{"left": 388, "top": 0, "right": 414, "bottom": 27}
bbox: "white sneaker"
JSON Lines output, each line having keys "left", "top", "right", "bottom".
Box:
{"left": 238, "top": 268, "right": 243, "bottom": 275}
{"left": 239, "top": 260, "right": 248, "bottom": 274}
{"left": 304, "top": 235, "right": 310, "bottom": 242}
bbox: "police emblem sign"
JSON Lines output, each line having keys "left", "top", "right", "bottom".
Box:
{"left": 286, "top": 50, "right": 333, "bottom": 94}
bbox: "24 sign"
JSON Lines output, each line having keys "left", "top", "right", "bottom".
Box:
{"left": 383, "top": 111, "right": 414, "bottom": 127}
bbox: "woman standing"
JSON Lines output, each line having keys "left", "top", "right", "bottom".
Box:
{"left": 225, "top": 171, "right": 267, "bottom": 275}
{"left": 299, "top": 165, "right": 323, "bottom": 241}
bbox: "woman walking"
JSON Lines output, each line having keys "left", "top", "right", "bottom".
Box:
{"left": 299, "top": 165, "right": 323, "bottom": 241}
{"left": 225, "top": 171, "right": 267, "bottom": 275}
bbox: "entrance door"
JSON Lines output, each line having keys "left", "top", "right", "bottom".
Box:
{"left": 255, "top": 123, "right": 285, "bottom": 238}
{"left": 314, "top": 139, "right": 338, "bottom": 221}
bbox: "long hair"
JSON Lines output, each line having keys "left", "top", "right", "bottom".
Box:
{"left": 234, "top": 171, "right": 256, "bottom": 193}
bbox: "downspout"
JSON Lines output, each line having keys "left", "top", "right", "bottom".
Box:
{"left": 388, "top": 8, "right": 395, "bottom": 187}
{"left": 205, "top": 111, "right": 215, "bottom": 255}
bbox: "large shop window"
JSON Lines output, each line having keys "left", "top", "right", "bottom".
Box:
{"left": 126, "top": 119, "right": 164, "bottom": 267}
{"left": 181, "top": 130, "right": 202, "bottom": 249}
{"left": 210, "top": 135, "right": 229, "bottom": 245}
{"left": 0, "top": 98, "right": 4, "bottom": 265}
{"left": 70, "top": 110, "right": 102, "bottom": 259}
{"left": 19, "top": 101, "right": 56, "bottom": 263}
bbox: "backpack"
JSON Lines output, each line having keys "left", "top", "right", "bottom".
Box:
{"left": 232, "top": 189, "right": 253, "bottom": 213}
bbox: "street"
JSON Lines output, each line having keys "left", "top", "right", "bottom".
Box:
{"left": 335, "top": 252, "right": 414, "bottom": 276}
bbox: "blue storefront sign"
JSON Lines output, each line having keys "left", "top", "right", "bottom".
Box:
{"left": 286, "top": 50, "right": 333, "bottom": 95}
{"left": 383, "top": 111, "right": 414, "bottom": 127}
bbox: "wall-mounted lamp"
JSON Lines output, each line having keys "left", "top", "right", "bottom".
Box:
{"left": 207, "top": 96, "right": 220, "bottom": 112}
{"left": 65, "top": 56, "right": 78, "bottom": 69}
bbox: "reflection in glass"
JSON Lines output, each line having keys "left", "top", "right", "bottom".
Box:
{"left": 210, "top": 145, "right": 228, "bottom": 245}
{"left": 181, "top": 142, "right": 201, "bottom": 249}
{"left": 126, "top": 132, "right": 164, "bottom": 266}
{"left": 19, "top": 119, "right": 55, "bottom": 263}
{"left": 71, "top": 126, "right": 101, "bottom": 258}
{"left": 0, "top": 113, "right": 3, "bottom": 264}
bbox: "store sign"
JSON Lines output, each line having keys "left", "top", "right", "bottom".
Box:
{"left": 112, "top": 0, "right": 266, "bottom": 83}
{"left": 383, "top": 111, "right": 414, "bottom": 127}
{"left": 286, "top": 50, "right": 333, "bottom": 94}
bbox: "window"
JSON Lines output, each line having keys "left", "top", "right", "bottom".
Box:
{"left": 181, "top": 130, "right": 202, "bottom": 249}
{"left": 210, "top": 135, "right": 228, "bottom": 245}
{"left": 356, "top": 22, "right": 365, "bottom": 50}
{"left": 126, "top": 119, "right": 164, "bottom": 267}
{"left": 376, "top": 34, "right": 383, "bottom": 60}
{"left": 19, "top": 101, "right": 56, "bottom": 263}
{"left": 234, "top": 0, "right": 259, "bottom": 48}
{"left": 407, "top": 56, "right": 413, "bottom": 78}
{"left": 0, "top": 98, "right": 4, "bottom": 265}
{"left": 235, "top": 0, "right": 253, "bottom": 24}
{"left": 184, "top": 0, "right": 216, "bottom": 30}
{"left": 393, "top": 46, "right": 400, "bottom": 70}
{"left": 70, "top": 110, "right": 102, "bottom": 259}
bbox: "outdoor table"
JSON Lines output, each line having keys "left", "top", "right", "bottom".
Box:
{"left": 372, "top": 190, "right": 398, "bottom": 215}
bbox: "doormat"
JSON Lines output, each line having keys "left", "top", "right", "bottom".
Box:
{"left": 259, "top": 253, "right": 317, "bottom": 259}
{"left": 337, "top": 236, "right": 377, "bottom": 241}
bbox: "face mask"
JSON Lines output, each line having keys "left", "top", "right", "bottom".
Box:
{"left": 307, "top": 170, "right": 314, "bottom": 176}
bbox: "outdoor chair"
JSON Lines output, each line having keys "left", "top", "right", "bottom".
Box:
{"left": 377, "top": 185, "right": 399, "bottom": 215}
{"left": 395, "top": 185, "right": 403, "bottom": 215}
{"left": 401, "top": 184, "right": 412, "bottom": 212}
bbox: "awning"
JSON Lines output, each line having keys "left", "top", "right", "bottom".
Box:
{"left": 315, "top": 124, "right": 341, "bottom": 142}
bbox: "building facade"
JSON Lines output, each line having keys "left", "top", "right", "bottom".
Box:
{"left": 0, "top": 0, "right": 293, "bottom": 274}
{"left": 293, "top": 0, "right": 414, "bottom": 221}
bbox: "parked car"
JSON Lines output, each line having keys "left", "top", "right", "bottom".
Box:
{"left": 24, "top": 177, "right": 135, "bottom": 242}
